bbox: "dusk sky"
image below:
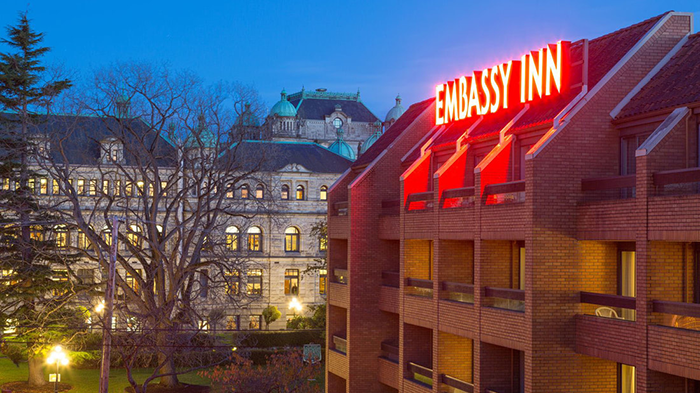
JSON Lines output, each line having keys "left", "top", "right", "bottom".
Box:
{"left": 1, "top": 1, "right": 698, "bottom": 119}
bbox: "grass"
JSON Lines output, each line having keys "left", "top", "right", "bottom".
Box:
{"left": 0, "top": 358, "right": 211, "bottom": 393}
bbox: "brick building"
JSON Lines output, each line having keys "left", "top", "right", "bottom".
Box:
{"left": 326, "top": 11, "right": 700, "bottom": 393}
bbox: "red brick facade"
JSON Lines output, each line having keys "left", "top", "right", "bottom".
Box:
{"left": 327, "top": 12, "right": 700, "bottom": 393}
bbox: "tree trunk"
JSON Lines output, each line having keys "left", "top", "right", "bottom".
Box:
{"left": 28, "top": 355, "right": 47, "bottom": 386}
{"left": 156, "top": 330, "right": 179, "bottom": 388}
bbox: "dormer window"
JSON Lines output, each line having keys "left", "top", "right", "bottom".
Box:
{"left": 102, "top": 138, "right": 123, "bottom": 164}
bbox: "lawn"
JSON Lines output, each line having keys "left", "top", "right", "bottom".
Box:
{"left": 0, "top": 358, "right": 211, "bottom": 393}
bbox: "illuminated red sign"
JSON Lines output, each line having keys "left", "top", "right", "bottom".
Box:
{"left": 435, "top": 41, "right": 570, "bottom": 125}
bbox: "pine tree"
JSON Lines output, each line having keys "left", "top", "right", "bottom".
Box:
{"left": 0, "top": 12, "right": 80, "bottom": 387}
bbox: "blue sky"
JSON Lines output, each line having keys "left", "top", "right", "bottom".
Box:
{"left": 1, "top": 1, "right": 698, "bottom": 120}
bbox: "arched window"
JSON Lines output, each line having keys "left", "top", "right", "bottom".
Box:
{"left": 247, "top": 226, "right": 262, "bottom": 251}
{"left": 319, "top": 185, "right": 328, "bottom": 201}
{"left": 255, "top": 184, "right": 264, "bottom": 199}
{"left": 226, "top": 226, "right": 239, "bottom": 251}
{"left": 284, "top": 227, "right": 300, "bottom": 252}
{"left": 240, "top": 184, "right": 250, "bottom": 199}
{"left": 296, "top": 185, "right": 305, "bottom": 200}
{"left": 54, "top": 225, "right": 69, "bottom": 249}
{"left": 127, "top": 225, "right": 142, "bottom": 248}
{"left": 281, "top": 184, "right": 290, "bottom": 200}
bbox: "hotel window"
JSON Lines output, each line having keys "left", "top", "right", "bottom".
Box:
{"left": 284, "top": 269, "right": 299, "bottom": 295}
{"left": 52, "top": 179, "right": 59, "bottom": 195}
{"left": 618, "top": 364, "right": 636, "bottom": 393}
{"left": 296, "top": 185, "right": 305, "bottom": 200}
{"left": 255, "top": 184, "right": 264, "bottom": 199}
{"left": 247, "top": 226, "right": 262, "bottom": 251}
{"left": 30, "top": 226, "right": 44, "bottom": 242}
{"left": 199, "top": 269, "right": 209, "bottom": 298}
{"left": 127, "top": 225, "right": 142, "bottom": 248}
{"left": 77, "top": 178, "right": 85, "bottom": 195}
{"left": 619, "top": 246, "right": 636, "bottom": 321}
{"left": 319, "top": 185, "right": 328, "bottom": 201}
{"left": 281, "top": 184, "right": 290, "bottom": 200}
{"left": 226, "top": 315, "right": 240, "bottom": 330}
{"left": 225, "top": 270, "right": 240, "bottom": 295}
{"left": 54, "top": 226, "right": 69, "bottom": 249}
{"left": 240, "top": 184, "right": 250, "bottom": 199}
{"left": 77, "top": 231, "right": 90, "bottom": 250}
{"left": 89, "top": 179, "right": 97, "bottom": 196}
{"left": 247, "top": 269, "right": 263, "bottom": 295}
{"left": 284, "top": 227, "right": 300, "bottom": 252}
{"left": 248, "top": 315, "right": 262, "bottom": 330}
{"left": 39, "top": 177, "right": 48, "bottom": 195}
{"left": 319, "top": 269, "right": 327, "bottom": 295}
{"left": 102, "top": 180, "right": 110, "bottom": 195}
{"left": 225, "top": 226, "right": 239, "bottom": 251}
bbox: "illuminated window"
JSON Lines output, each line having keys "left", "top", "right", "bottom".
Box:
{"left": 77, "top": 231, "right": 90, "bottom": 250}
{"left": 226, "top": 226, "right": 239, "bottom": 251}
{"left": 249, "top": 315, "right": 262, "bottom": 330}
{"left": 296, "top": 185, "right": 305, "bottom": 200}
{"left": 247, "top": 269, "right": 262, "bottom": 295}
{"left": 319, "top": 269, "right": 327, "bottom": 295}
{"left": 226, "top": 315, "right": 240, "bottom": 330}
{"left": 52, "top": 179, "right": 59, "bottom": 195}
{"left": 255, "top": 184, "right": 264, "bottom": 199}
{"left": 39, "top": 177, "right": 48, "bottom": 195}
{"left": 30, "top": 226, "right": 44, "bottom": 242}
{"left": 1, "top": 178, "right": 9, "bottom": 190}
{"left": 281, "top": 184, "right": 290, "bottom": 200}
{"left": 127, "top": 225, "right": 142, "bottom": 248}
{"left": 247, "top": 226, "right": 262, "bottom": 251}
{"left": 284, "top": 227, "right": 300, "bottom": 252}
{"left": 125, "top": 269, "right": 141, "bottom": 295}
{"left": 319, "top": 235, "right": 327, "bottom": 252}
{"left": 125, "top": 182, "right": 133, "bottom": 197}
{"left": 319, "top": 185, "right": 328, "bottom": 201}
{"left": 225, "top": 270, "right": 240, "bottom": 295}
{"left": 240, "top": 184, "right": 249, "bottom": 199}
{"left": 619, "top": 364, "right": 636, "bottom": 393}
{"left": 27, "top": 178, "right": 35, "bottom": 194}
{"left": 225, "top": 183, "right": 234, "bottom": 199}
{"left": 111, "top": 148, "right": 118, "bottom": 162}
{"left": 160, "top": 181, "right": 168, "bottom": 197}
{"left": 54, "top": 226, "right": 69, "bottom": 249}
{"left": 101, "top": 227, "right": 112, "bottom": 247}
{"left": 116, "top": 180, "right": 122, "bottom": 196}
{"left": 136, "top": 181, "right": 145, "bottom": 196}
{"left": 77, "top": 178, "right": 85, "bottom": 195}
{"left": 52, "top": 269, "right": 69, "bottom": 296}
{"left": 102, "top": 180, "right": 110, "bottom": 195}
{"left": 333, "top": 118, "right": 343, "bottom": 129}
{"left": 284, "top": 269, "right": 299, "bottom": 295}
{"left": 148, "top": 182, "right": 154, "bottom": 197}
{"left": 89, "top": 179, "right": 97, "bottom": 196}
{"left": 0, "top": 269, "right": 16, "bottom": 286}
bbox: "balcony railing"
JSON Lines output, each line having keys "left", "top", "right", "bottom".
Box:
{"left": 332, "top": 335, "right": 347, "bottom": 355}
{"left": 408, "top": 362, "right": 433, "bottom": 387}
{"left": 483, "top": 181, "right": 525, "bottom": 205}
{"left": 333, "top": 201, "right": 348, "bottom": 216}
{"left": 442, "top": 281, "right": 474, "bottom": 304}
{"left": 405, "top": 277, "right": 433, "bottom": 298}
{"left": 380, "top": 341, "right": 399, "bottom": 363}
{"left": 333, "top": 268, "right": 348, "bottom": 284}
{"left": 652, "top": 300, "right": 700, "bottom": 331}
{"left": 381, "top": 199, "right": 400, "bottom": 216}
{"left": 441, "top": 186, "right": 475, "bottom": 209}
{"left": 405, "top": 191, "right": 434, "bottom": 211}
{"left": 580, "top": 291, "right": 636, "bottom": 321}
{"left": 441, "top": 374, "right": 474, "bottom": 393}
{"left": 580, "top": 175, "right": 636, "bottom": 202}
{"left": 483, "top": 286, "right": 525, "bottom": 312}
{"left": 382, "top": 271, "right": 400, "bottom": 288}
{"left": 653, "top": 167, "right": 700, "bottom": 196}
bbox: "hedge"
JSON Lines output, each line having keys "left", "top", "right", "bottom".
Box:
{"left": 232, "top": 329, "right": 324, "bottom": 348}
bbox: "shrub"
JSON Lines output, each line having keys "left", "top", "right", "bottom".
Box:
{"left": 232, "top": 329, "right": 323, "bottom": 348}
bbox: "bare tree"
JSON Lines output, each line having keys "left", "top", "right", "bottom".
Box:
{"left": 36, "top": 62, "right": 276, "bottom": 392}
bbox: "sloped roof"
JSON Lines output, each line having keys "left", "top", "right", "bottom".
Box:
{"left": 290, "top": 98, "right": 379, "bottom": 123}
{"left": 616, "top": 32, "right": 700, "bottom": 119}
{"left": 352, "top": 98, "right": 434, "bottom": 168}
{"left": 226, "top": 140, "right": 352, "bottom": 173}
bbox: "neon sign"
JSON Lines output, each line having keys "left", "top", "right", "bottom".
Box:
{"left": 435, "top": 41, "right": 570, "bottom": 125}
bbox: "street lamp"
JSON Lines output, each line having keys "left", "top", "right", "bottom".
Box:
{"left": 288, "top": 297, "right": 303, "bottom": 318}
{"left": 46, "top": 345, "right": 69, "bottom": 393}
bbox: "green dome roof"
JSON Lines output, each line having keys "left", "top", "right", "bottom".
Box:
{"left": 360, "top": 129, "right": 382, "bottom": 154}
{"left": 270, "top": 89, "right": 297, "bottom": 117}
{"left": 385, "top": 94, "right": 405, "bottom": 122}
{"left": 185, "top": 114, "right": 217, "bottom": 148}
{"left": 328, "top": 128, "right": 355, "bottom": 160}
{"left": 237, "top": 102, "right": 260, "bottom": 127}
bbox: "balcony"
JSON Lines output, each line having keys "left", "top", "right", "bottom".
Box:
{"left": 379, "top": 271, "right": 400, "bottom": 314}
{"left": 442, "top": 281, "right": 474, "bottom": 304}
{"left": 405, "top": 279, "right": 435, "bottom": 327}
{"left": 382, "top": 271, "right": 400, "bottom": 288}
{"left": 406, "top": 277, "right": 433, "bottom": 298}
{"left": 580, "top": 291, "right": 636, "bottom": 321}
{"left": 407, "top": 362, "right": 433, "bottom": 388}
{"left": 576, "top": 292, "right": 637, "bottom": 364}
{"left": 333, "top": 268, "right": 348, "bottom": 284}
{"left": 480, "top": 181, "right": 526, "bottom": 240}
{"left": 439, "top": 187, "right": 476, "bottom": 240}
{"left": 648, "top": 301, "right": 700, "bottom": 379}
{"left": 441, "top": 374, "right": 474, "bottom": 393}
{"left": 483, "top": 287, "right": 525, "bottom": 312}
{"left": 380, "top": 341, "right": 399, "bottom": 363}
{"left": 577, "top": 175, "right": 637, "bottom": 240}
{"left": 441, "top": 187, "right": 475, "bottom": 209}
{"left": 649, "top": 167, "right": 700, "bottom": 240}
{"left": 378, "top": 342, "right": 400, "bottom": 389}
{"left": 379, "top": 199, "right": 400, "bottom": 240}
{"left": 332, "top": 335, "right": 347, "bottom": 355}
{"left": 405, "top": 191, "right": 434, "bottom": 212}
{"left": 328, "top": 268, "right": 349, "bottom": 308}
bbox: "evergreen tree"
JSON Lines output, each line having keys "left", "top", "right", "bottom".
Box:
{"left": 0, "top": 12, "right": 80, "bottom": 387}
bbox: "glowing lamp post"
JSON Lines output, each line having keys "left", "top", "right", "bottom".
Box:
{"left": 46, "top": 345, "right": 69, "bottom": 393}
{"left": 288, "top": 297, "right": 303, "bottom": 318}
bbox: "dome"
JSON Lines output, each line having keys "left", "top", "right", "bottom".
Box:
{"left": 237, "top": 102, "right": 260, "bottom": 127}
{"left": 328, "top": 128, "right": 356, "bottom": 160}
{"left": 360, "top": 129, "right": 382, "bottom": 154}
{"left": 185, "top": 114, "right": 217, "bottom": 149}
{"left": 385, "top": 94, "right": 405, "bottom": 122}
{"left": 269, "top": 89, "right": 297, "bottom": 117}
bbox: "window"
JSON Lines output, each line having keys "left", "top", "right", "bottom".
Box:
{"left": 285, "top": 269, "right": 300, "bottom": 295}
{"left": 102, "top": 180, "right": 110, "bottom": 195}
{"left": 127, "top": 225, "right": 142, "bottom": 248}
{"left": 160, "top": 181, "right": 168, "bottom": 197}
{"left": 281, "top": 184, "right": 290, "bottom": 200}
{"left": 296, "top": 185, "right": 305, "bottom": 200}
{"left": 199, "top": 270, "right": 209, "bottom": 298}
{"left": 618, "top": 364, "right": 636, "bottom": 393}
{"left": 284, "top": 227, "right": 300, "bottom": 252}
{"left": 225, "top": 183, "right": 234, "bottom": 199}
{"left": 241, "top": 184, "right": 250, "bottom": 199}
{"left": 247, "top": 269, "right": 262, "bottom": 295}
{"left": 52, "top": 179, "right": 59, "bottom": 195}
{"left": 226, "top": 270, "right": 240, "bottom": 295}
{"left": 1, "top": 178, "right": 9, "bottom": 190}
{"left": 101, "top": 227, "right": 112, "bottom": 247}
{"left": 226, "top": 226, "right": 239, "bottom": 251}
{"left": 78, "top": 268, "right": 94, "bottom": 284}
{"left": 125, "top": 182, "right": 134, "bottom": 197}
{"left": 0, "top": 269, "right": 16, "bottom": 286}
{"left": 54, "top": 226, "right": 69, "bottom": 249}
{"left": 52, "top": 269, "right": 69, "bottom": 296}
{"left": 333, "top": 118, "right": 343, "bottom": 129}
{"left": 125, "top": 269, "right": 141, "bottom": 295}
{"left": 116, "top": 180, "right": 122, "bottom": 196}
{"left": 247, "top": 226, "right": 262, "bottom": 251}
{"left": 77, "top": 231, "right": 89, "bottom": 250}
{"left": 28, "top": 178, "right": 35, "bottom": 194}
{"left": 136, "top": 181, "right": 145, "bottom": 196}
{"left": 111, "top": 148, "right": 118, "bottom": 162}
{"left": 88, "top": 179, "right": 97, "bottom": 196}
{"left": 226, "top": 315, "right": 240, "bottom": 330}
{"left": 319, "top": 269, "right": 327, "bottom": 295}
{"left": 30, "top": 226, "right": 44, "bottom": 242}
{"left": 319, "top": 185, "right": 328, "bottom": 201}
{"left": 248, "top": 315, "right": 262, "bottom": 330}
{"left": 619, "top": 248, "right": 636, "bottom": 321}
{"left": 39, "top": 178, "right": 48, "bottom": 195}
{"left": 319, "top": 235, "right": 327, "bottom": 252}
{"left": 77, "top": 178, "right": 85, "bottom": 195}
{"left": 255, "top": 184, "right": 264, "bottom": 199}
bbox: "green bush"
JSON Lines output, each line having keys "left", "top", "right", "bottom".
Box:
{"left": 232, "top": 329, "right": 323, "bottom": 348}
{"left": 69, "top": 350, "right": 102, "bottom": 369}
